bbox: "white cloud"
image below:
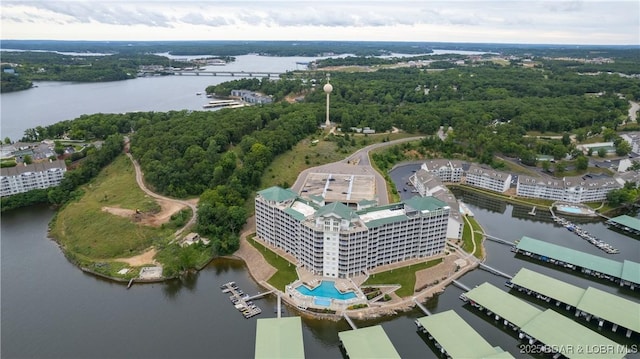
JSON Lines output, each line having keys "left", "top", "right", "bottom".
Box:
{"left": 1, "top": 1, "right": 638, "bottom": 44}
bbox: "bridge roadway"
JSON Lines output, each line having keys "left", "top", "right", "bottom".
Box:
{"left": 173, "top": 70, "right": 285, "bottom": 77}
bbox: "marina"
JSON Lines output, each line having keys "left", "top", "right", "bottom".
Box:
{"left": 220, "top": 281, "right": 263, "bottom": 319}
{"left": 202, "top": 99, "right": 246, "bottom": 109}
{"left": 513, "top": 236, "right": 640, "bottom": 290}
{"left": 510, "top": 268, "right": 640, "bottom": 338}
{"left": 554, "top": 216, "right": 620, "bottom": 254}
{"left": 461, "top": 282, "right": 626, "bottom": 359}
{"left": 606, "top": 215, "right": 640, "bottom": 236}
{"left": 254, "top": 317, "right": 305, "bottom": 359}
{"left": 338, "top": 325, "right": 400, "bottom": 359}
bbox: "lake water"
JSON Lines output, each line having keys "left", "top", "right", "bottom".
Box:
{"left": 1, "top": 56, "right": 638, "bottom": 358}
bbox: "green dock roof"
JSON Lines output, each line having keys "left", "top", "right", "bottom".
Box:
{"left": 516, "top": 236, "right": 624, "bottom": 278}
{"left": 621, "top": 260, "right": 640, "bottom": 285}
{"left": 511, "top": 268, "right": 586, "bottom": 307}
{"left": 338, "top": 325, "right": 400, "bottom": 359}
{"left": 465, "top": 282, "right": 541, "bottom": 328}
{"left": 416, "top": 310, "right": 515, "bottom": 359}
{"left": 255, "top": 317, "right": 305, "bottom": 359}
{"left": 520, "top": 309, "right": 625, "bottom": 359}
{"left": 258, "top": 186, "right": 298, "bottom": 203}
{"left": 608, "top": 215, "right": 640, "bottom": 232}
{"left": 577, "top": 287, "right": 640, "bottom": 333}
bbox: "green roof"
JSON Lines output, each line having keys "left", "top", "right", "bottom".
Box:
{"left": 255, "top": 317, "right": 305, "bottom": 359}
{"left": 364, "top": 214, "right": 409, "bottom": 228}
{"left": 315, "top": 201, "right": 355, "bottom": 220}
{"left": 520, "top": 309, "right": 624, "bottom": 359}
{"left": 416, "top": 310, "right": 515, "bottom": 359}
{"left": 309, "top": 194, "right": 324, "bottom": 203}
{"left": 608, "top": 215, "right": 640, "bottom": 231}
{"left": 283, "top": 207, "right": 306, "bottom": 221}
{"left": 516, "top": 236, "right": 624, "bottom": 278}
{"left": 511, "top": 268, "right": 586, "bottom": 307}
{"left": 258, "top": 186, "right": 298, "bottom": 203}
{"left": 338, "top": 326, "right": 400, "bottom": 359}
{"left": 577, "top": 287, "right": 640, "bottom": 333}
{"left": 403, "top": 196, "right": 448, "bottom": 212}
{"left": 464, "top": 282, "right": 541, "bottom": 328}
{"left": 621, "top": 260, "right": 640, "bottom": 285}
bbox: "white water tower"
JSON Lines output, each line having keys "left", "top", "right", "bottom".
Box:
{"left": 323, "top": 74, "right": 332, "bottom": 129}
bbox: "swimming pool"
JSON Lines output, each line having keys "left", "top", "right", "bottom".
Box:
{"left": 557, "top": 206, "right": 582, "bottom": 214}
{"left": 295, "top": 281, "right": 357, "bottom": 301}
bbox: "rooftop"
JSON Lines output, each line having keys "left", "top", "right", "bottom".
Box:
{"left": 464, "top": 282, "right": 541, "bottom": 328}
{"left": 258, "top": 186, "right": 298, "bottom": 203}
{"left": 510, "top": 268, "right": 585, "bottom": 307}
{"left": 255, "top": 317, "right": 305, "bottom": 359}
{"left": 608, "top": 215, "right": 640, "bottom": 232}
{"left": 516, "top": 236, "right": 624, "bottom": 278}
{"left": 416, "top": 310, "right": 514, "bottom": 359}
{"left": 577, "top": 287, "right": 640, "bottom": 333}
{"left": 520, "top": 309, "right": 624, "bottom": 359}
{"left": 621, "top": 260, "right": 640, "bottom": 285}
{"left": 338, "top": 325, "right": 400, "bottom": 359}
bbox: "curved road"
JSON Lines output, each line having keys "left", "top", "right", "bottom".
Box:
{"left": 126, "top": 153, "right": 197, "bottom": 238}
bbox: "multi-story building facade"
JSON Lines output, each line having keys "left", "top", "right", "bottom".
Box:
{"left": 0, "top": 160, "right": 67, "bottom": 197}
{"left": 516, "top": 175, "right": 621, "bottom": 203}
{"left": 410, "top": 169, "right": 464, "bottom": 240}
{"left": 255, "top": 186, "right": 450, "bottom": 278}
{"left": 419, "top": 160, "right": 464, "bottom": 183}
{"left": 464, "top": 165, "right": 512, "bottom": 193}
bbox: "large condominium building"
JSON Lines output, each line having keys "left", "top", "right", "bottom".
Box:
{"left": 410, "top": 169, "right": 464, "bottom": 240}
{"left": 0, "top": 160, "right": 67, "bottom": 197}
{"left": 621, "top": 132, "right": 640, "bottom": 154}
{"left": 516, "top": 175, "right": 621, "bottom": 203}
{"left": 465, "top": 165, "right": 512, "bottom": 193}
{"left": 419, "top": 160, "right": 465, "bottom": 183}
{"left": 255, "top": 186, "right": 450, "bottom": 278}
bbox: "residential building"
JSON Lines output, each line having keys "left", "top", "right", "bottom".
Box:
{"left": 516, "top": 175, "right": 621, "bottom": 203}
{"left": 1, "top": 160, "right": 67, "bottom": 197}
{"left": 230, "top": 90, "right": 273, "bottom": 104}
{"left": 255, "top": 186, "right": 449, "bottom": 278}
{"left": 410, "top": 169, "right": 464, "bottom": 240}
{"left": 464, "top": 165, "right": 512, "bottom": 193}
{"left": 620, "top": 132, "right": 640, "bottom": 154}
{"left": 419, "top": 159, "right": 464, "bottom": 183}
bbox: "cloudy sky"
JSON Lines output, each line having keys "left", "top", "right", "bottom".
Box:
{"left": 1, "top": 1, "right": 638, "bottom": 45}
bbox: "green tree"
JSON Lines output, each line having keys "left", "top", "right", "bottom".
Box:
{"left": 598, "top": 148, "right": 607, "bottom": 158}
{"left": 575, "top": 155, "right": 589, "bottom": 171}
{"left": 23, "top": 155, "right": 33, "bottom": 165}
{"left": 3, "top": 137, "right": 11, "bottom": 144}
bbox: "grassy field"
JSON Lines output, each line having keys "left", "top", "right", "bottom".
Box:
{"left": 247, "top": 236, "right": 298, "bottom": 291}
{"left": 362, "top": 258, "right": 443, "bottom": 297}
{"left": 50, "top": 155, "right": 172, "bottom": 261}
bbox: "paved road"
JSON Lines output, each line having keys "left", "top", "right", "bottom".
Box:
{"left": 126, "top": 153, "right": 198, "bottom": 238}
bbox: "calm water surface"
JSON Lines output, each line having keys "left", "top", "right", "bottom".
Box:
{"left": 1, "top": 57, "right": 638, "bottom": 358}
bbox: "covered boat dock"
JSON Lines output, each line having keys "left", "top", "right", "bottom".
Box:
{"left": 415, "top": 310, "right": 514, "bottom": 358}
{"left": 511, "top": 268, "right": 640, "bottom": 338}
{"left": 513, "top": 236, "right": 640, "bottom": 289}
{"left": 254, "top": 317, "right": 305, "bottom": 359}
{"left": 338, "top": 325, "right": 400, "bottom": 359}
{"left": 463, "top": 282, "right": 626, "bottom": 358}
{"left": 606, "top": 215, "right": 640, "bottom": 236}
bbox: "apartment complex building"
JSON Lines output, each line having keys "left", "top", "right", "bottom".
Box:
{"left": 419, "top": 159, "right": 465, "bottom": 183}
{"left": 410, "top": 169, "right": 464, "bottom": 240}
{"left": 516, "top": 175, "right": 622, "bottom": 203}
{"left": 255, "top": 186, "right": 450, "bottom": 278}
{"left": 1, "top": 160, "right": 67, "bottom": 197}
{"left": 465, "top": 165, "right": 512, "bottom": 193}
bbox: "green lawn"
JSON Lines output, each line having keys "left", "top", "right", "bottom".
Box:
{"left": 362, "top": 258, "right": 443, "bottom": 297}
{"left": 247, "top": 236, "right": 298, "bottom": 291}
{"left": 50, "top": 155, "right": 172, "bottom": 261}
{"left": 463, "top": 216, "right": 484, "bottom": 259}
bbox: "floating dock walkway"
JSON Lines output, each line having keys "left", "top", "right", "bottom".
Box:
{"left": 510, "top": 267, "right": 640, "bottom": 338}
{"left": 413, "top": 298, "right": 432, "bottom": 316}
{"left": 245, "top": 290, "right": 274, "bottom": 301}
{"left": 513, "top": 236, "right": 640, "bottom": 290}
{"left": 478, "top": 262, "right": 513, "bottom": 279}
{"left": 415, "top": 310, "right": 514, "bottom": 359}
{"left": 451, "top": 279, "right": 471, "bottom": 292}
{"left": 342, "top": 312, "right": 357, "bottom": 330}
{"left": 220, "top": 281, "right": 262, "bottom": 319}
{"left": 553, "top": 216, "right": 619, "bottom": 254}
{"left": 478, "top": 232, "right": 515, "bottom": 246}
{"left": 461, "top": 282, "right": 625, "bottom": 359}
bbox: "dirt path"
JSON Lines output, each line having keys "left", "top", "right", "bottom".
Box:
{"left": 126, "top": 153, "right": 198, "bottom": 237}
{"left": 115, "top": 248, "right": 158, "bottom": 266}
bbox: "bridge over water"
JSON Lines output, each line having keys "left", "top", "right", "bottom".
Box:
{"left": 173, "top": 70, "right": 285, "bottom": 78}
